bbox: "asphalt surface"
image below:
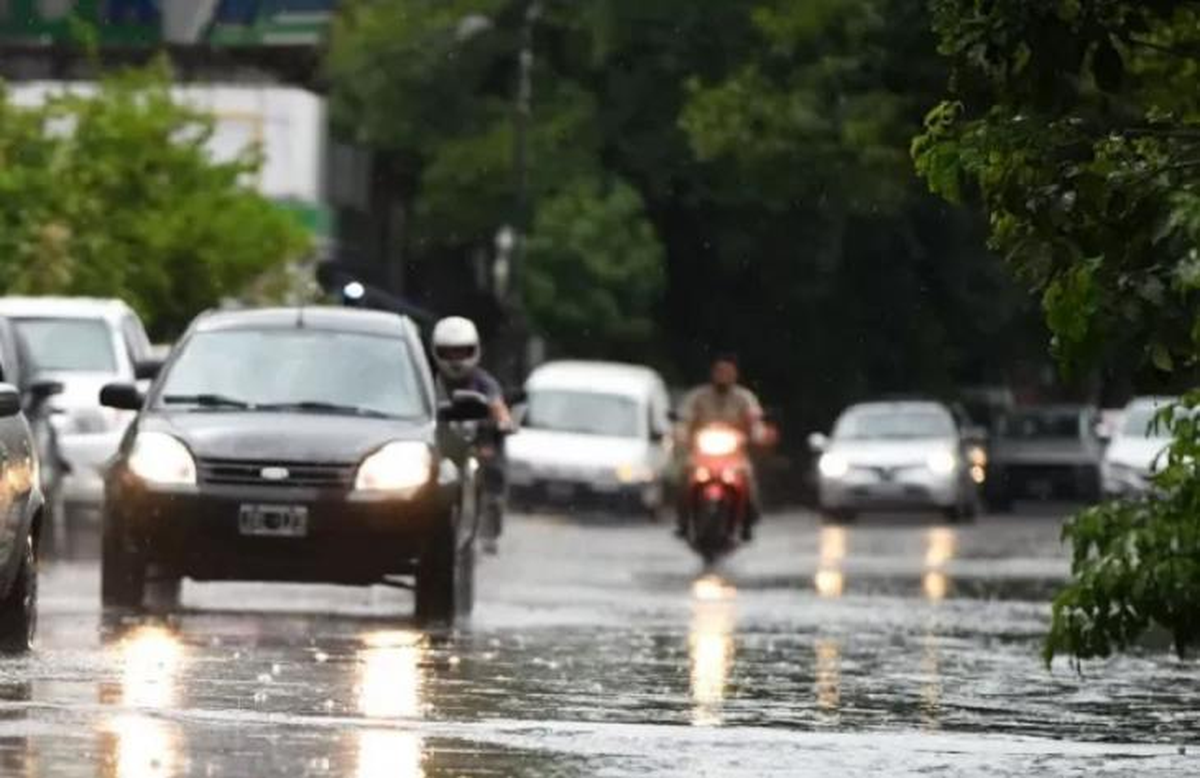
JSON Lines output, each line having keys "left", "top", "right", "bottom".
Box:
{"left": 3, "top": 508, "right": 1198, "bottom": 777}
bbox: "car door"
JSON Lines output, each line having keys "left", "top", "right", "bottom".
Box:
{"left": 0, "top": 353, "right": 34, "bottom": 571}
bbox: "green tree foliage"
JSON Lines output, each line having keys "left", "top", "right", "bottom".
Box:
{"left": 329, "top": 0, "right": 1043, "bottom": 433}
{"left": 0, "top": 65, "right": 309, "bottom": 337}
{"left": 525, "top": 178, "right": 664, "bottom": 356}
{"left": 912, "top": 1, "right": 1200, "bottom": 660}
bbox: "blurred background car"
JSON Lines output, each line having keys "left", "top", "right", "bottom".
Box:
{"left": 810, "top": 400, "right": 982, "bottom": 523}
{"left": 0, "top": 297, "right": 159, "bottom": 525}
{"left": 506, "top": 361, "right": 673, "bottom": 518}
{"left": 985, "top": 405, "right": 1104, "bottom": 509}
{"left": 1102, "top": 396, "right": 1176, "bottom": 498}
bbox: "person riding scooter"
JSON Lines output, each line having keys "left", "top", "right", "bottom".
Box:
{"left": 431, "top": 316, "right": 513, "bottom": 554}
{"left": 676, "top": 354, "right": 771, "bottom": 541}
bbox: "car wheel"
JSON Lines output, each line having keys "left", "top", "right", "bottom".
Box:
{"left": 101, "top": 513, "right": 145, "bottom": 609}
{"left": 144, "top": 574, "right": 182, "bottom": 612}
{"left": 415, "top": 520, "right": 475, "bottom": 622}
{"left": 0, "top": 536, "right": 37, "bottom": 654}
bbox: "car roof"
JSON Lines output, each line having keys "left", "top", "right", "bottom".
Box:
{"left": 842, "top": 401, "right": 952, "bottom": 415}
{"left": 1124, "top": 396, "right": 1176, "bottom": 410}
{"left": 1006, "top": 404, "right": 1094, "bottom": 416}
{"left": 527, "top": 360, "right": 664, "bottom": 396}
{"left": 0, "top": 296, "right": 135, "bottom": 321}
{"left": 192, "top": 306, "right": 412, "bottom": 337}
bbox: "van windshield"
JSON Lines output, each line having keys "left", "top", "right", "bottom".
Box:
{"left": 525, "top": 390, "right": 641, "bottom": 438}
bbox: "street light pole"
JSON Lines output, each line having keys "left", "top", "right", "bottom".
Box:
{"left": 499, "top": 0, "right": 540, "bottom": 386}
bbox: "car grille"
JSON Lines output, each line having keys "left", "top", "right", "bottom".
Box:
{"left": 197, "top": 458, "right": 356, "bottom": 489}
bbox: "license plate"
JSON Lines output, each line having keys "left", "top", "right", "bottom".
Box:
{"left": 238, "top": 504, "right": 309, "bottom": 537}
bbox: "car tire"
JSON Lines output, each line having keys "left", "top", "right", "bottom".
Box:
{"left": 0, "top": 536, "right": 37, "bottom": 654}
{"left": 101, "top": 513, "right": 145, "bottom": 609}
{"left": 415, "top": 520, "right": 475, "bottom": 622}
{"left": 144, "top": 575, "right": 182, "bottom": 612}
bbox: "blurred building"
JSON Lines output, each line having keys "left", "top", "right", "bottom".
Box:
{"left": 0, "top": 0, "right": 404, "bottom": 310}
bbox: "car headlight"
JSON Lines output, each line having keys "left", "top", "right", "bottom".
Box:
{"left": 926, "top": 450, "right": 958, "bottom": 476}
{"left": 818, "top": 452, "right": 850, "bottom": 478}
{"left": 128, "top": 432, "right": 196, "bottom": 486}
{"left": 355, "top": 442, "right": 433, "bottom": 494}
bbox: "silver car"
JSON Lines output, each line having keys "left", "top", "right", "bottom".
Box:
{"left": 0, "top": 297, "right": 157, "bottom": 522}
{"left": 810, "top": 401, "right": 982, "bottom": 522}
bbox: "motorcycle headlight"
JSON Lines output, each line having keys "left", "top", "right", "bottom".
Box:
{"left": 128, "top": 432, "right": 196, "bottom": 486}
{"left": 355, "top": 442, "right": 433, "bottom": 494}
{"left": 695, "top": 427, "right": 742, "bottom": 457}
{"left": 926, "top": 449, "right": 958, "bottom": 476}
{"left": 818, "top": 452, "right": 850, "bottom": 478}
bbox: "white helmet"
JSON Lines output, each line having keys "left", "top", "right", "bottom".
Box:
{"left": 432, "top": 316, "right": 481, "bottom": 381}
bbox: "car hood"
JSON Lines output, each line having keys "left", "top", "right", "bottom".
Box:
{"left": 825, "top": 438, "right": 956, "bottom": 466}
{"left": 1105, "top": 436, "right": 1170, "bottom": 471}
{"left": 508, "top": 428, "right": 649, "bottom": 469}
{"left": 140, "top": 411, "right": 434, "bottom": 463}
{"left": 991, "top": 439, "right": 1096, "bottom": 465}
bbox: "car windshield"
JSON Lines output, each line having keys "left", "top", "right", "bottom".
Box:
{"left": 833, "top": 409, "right": 955, "bottom": 440}
{"left": 13, "top": 317, "right": 117, "bottom": 373}
{"left": 1001, "top": 411, "right": 1082, "bottom": 440}
{"left": 524, "top": 390, "right": 640, "bottom": 438}
{"left": 157, "top": 329, "right": 427, "bottom": 419}
{"left": 1122, "top": 404, "right": 1178, "bottom": 439}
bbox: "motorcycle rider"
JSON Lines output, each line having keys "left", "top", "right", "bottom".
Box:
{"left": 677, "top": 354, "right": 769, "bottom": 541}
{"left": 431, "top": 316, "right": 513, "bottom": 553}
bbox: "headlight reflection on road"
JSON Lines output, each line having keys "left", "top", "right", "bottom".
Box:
{"left": 689, "top": 575, "right": 736, "bottom": 726}
{"left": 814, "top": 526, "right": 846, "bottom": 598}
{"left": 355, "top": 630, "right": 427, "bottom": 778}
{"left": 923, "top": 527, "right": 956, "bottom": 602}
{"left": 813, "top": 638, "right": 841, "bottom": 719}
{"left": 106, "top": 626, "right": 186, "bottom": 778}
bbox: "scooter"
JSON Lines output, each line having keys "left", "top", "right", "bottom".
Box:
{"left": 680, "top": 423, "right": 751, "bottom": 564}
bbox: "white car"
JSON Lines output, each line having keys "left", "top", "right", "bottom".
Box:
{"left": 811, "top": 401, "right": 982, "bottom": 522}
{"left": 1102, "top": 396, "right": 1176, "bottom": 498}
{"left": 0, "top": 297, "right": 157, "bottom": 520}
{"left": 507, "top": 361, "right": 673, "bottom": 517}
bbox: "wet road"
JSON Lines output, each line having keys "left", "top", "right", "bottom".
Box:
{"left": 5, "top": 509, "right": 1198, "bottom": 776}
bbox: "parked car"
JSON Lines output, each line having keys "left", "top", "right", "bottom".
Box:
{"left": 506, "top": 361, "right": 674, "bottom": 517}
{"left": 810, "top": 400, "right": 982, "bottom": 522}
{"left": 99, "top": 307, "right": 487, "bottom": 620}
{"left": 985, "top": 405, "right": 1104, "bottom": 508}
{"left": 1102, "top": 396, "right": 1176, "bottom": 498}
{"left": 0, "top": 298, "right": 159, "bottom": 523}
{"left": 0, "top": 353, "right": 44, "bottom": 652}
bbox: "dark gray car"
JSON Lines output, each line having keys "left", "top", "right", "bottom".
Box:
{"left": 985, "top": 405, "right": 1103, "bottom": 508}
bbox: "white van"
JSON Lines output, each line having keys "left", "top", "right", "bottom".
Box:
{"left": 507, "top": 361, "right": 673, "bottom": 517}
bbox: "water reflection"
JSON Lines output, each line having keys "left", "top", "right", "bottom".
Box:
{"left": 922, "top": 527, "right": 956, "bottom": 601}
{"left": 105, "top": 626, "right": 186, "bottom": 778}
{"left": 920, "top": 632, "right": 942, "bottom": 729}
{"left": 688, "top": 575, "right": 736, "bottom": 726}
{"left": 355, "top": 630, "right": 427, "bottom": 778}
{"left": 813, "top": 638, "right": 841, "bottom": 720}
{"left": 814, "top": 526, "right": 846, "bottom": 598}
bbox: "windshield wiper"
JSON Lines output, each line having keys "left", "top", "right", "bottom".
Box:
{"left": 162, "top": 393, "right": 253, "bottom": 409}
{"left": 256, "top": 401, "right": 394, "bottom": 419}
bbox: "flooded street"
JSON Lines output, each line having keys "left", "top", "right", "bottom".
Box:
{"left": 5, "top": 510, "right": 1198, "bottom": 776}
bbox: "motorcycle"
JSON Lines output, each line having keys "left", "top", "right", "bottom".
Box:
{"left": 681, "top": 423, "right": 751, "bottom": 564}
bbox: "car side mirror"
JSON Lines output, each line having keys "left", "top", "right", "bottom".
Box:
{"left": 439, "top": 390, "right": 491, "bottom": 423}
{"left": 26, "top": 378, "right": 63, "bottom": 405}
{"left": 807, "top": 432, "right": 829, "bottom": 452}
{"left": 0, "top": 384, "right": 20, "bottom": 418}
{"left": 134, "top": 358, "right": 165, "bottom": 381}
{"left": 100, "top": 382, "right": 144, "bottom": 411}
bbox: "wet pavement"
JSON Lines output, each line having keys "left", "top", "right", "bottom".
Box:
{"left": 4, "top": 509, "right": 1198, "bottom": 776}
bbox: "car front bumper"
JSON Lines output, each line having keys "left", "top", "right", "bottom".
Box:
{"left": 107, "top": 472, "right": 453, "bottom": 584}
{"left": 510, "top": 477, "right": 660, "bottom": 514}
{"left": 819, "top": 469, "right": 960, "bottom": 511}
